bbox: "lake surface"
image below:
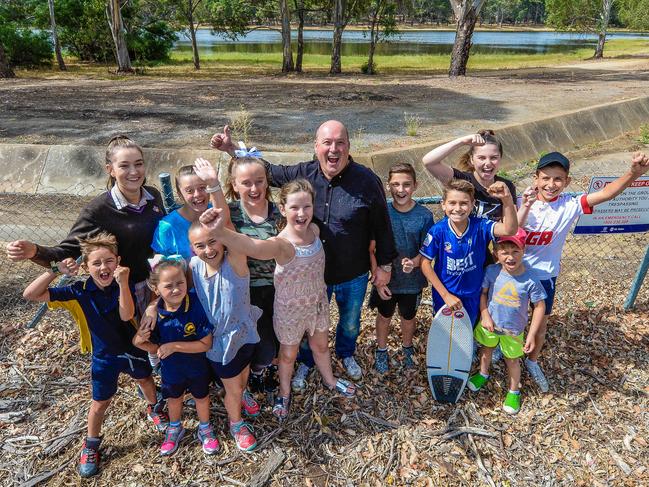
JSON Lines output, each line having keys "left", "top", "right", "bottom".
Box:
{"left": 174, "top": 29, "right": 649, "bottom": 56}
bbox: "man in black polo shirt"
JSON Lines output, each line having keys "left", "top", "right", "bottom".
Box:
{"left": 211, "top": 120, "right": 396, "bottom": 387}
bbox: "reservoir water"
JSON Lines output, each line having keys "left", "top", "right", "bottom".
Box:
{"left": 174, "top": 29, "right": 649, "bottom": 56}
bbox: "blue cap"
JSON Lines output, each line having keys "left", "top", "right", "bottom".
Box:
{"left": 537, "top": 152, "right": 570, "bottom": 172}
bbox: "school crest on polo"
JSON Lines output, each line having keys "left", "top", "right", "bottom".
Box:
{"left": 184, "top": 322, "right": 196, "bottom": 337}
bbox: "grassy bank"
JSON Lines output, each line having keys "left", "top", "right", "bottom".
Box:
{"left": 14, "top": 38, "right": 649, "bottom": 79}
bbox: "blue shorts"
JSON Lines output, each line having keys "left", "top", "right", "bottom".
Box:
{"left": 432, "top": 290, "right": 481, "bottom": 327}
{"left": 91, "top": 353, "right": 152, "bottom": 402}
{"left": 540, "top": 277, "right": 557, "bottom": 315}
{"left": 209, "top": 343, "right": 255, "bottom": 380}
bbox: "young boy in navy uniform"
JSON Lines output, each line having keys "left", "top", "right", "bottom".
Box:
{"left": 23, "top": 232, "right": 167, "bottom": 478}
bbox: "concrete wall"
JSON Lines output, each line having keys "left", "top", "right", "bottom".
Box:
{"left": 1, "top": 95, "right": 648, "bottom": 196}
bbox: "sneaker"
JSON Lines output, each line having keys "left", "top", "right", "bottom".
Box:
{"left": 503, "top": 392, "right": 521, "bottom": 415}
{"left": 264, "top": 365, "right": 279, "bottom": 394}
{"left": 291, "top": 363, "right": 310, "bottom": 393}
{"left": 467, "top": 373, "right": 489, "bottom": 392}
{"left": 374, "top": 349, "right": 389, "bottom": 374}
{"left": 402, "top": 346, "right": 415, "bottom": 369}
{"left": 230, "top": 421, "right": 257, "bottom": 452}
{"left": 241, "top": 390, "right": 261, "bottom": 417}
{"left": 147, "top": 402, "right": 169, "bottom": 432}
{"left": 492, "top": 345, "right": 503, "bottom": 363}
{"left": 196, "top": 425, "right": 220, "bottom": 455}
{"left": 343, "top": 356, "right": 363, "bottom": 381}
{"left": 78, "top": 440, "right": 101, "bottom": 478}
{"left": 248, "top": 371, "right": 265, "bottom": 394}
{"left": 272, "top": 395, "right": 290, "bottom": 422}
{"left": 160, "top": 425, "right": 185, "bottom": 456}
{"left": 525, "top": 359, "right": 549, "bottom": 393}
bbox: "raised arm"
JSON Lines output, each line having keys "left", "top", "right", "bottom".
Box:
{"left": 22, "top": 258, "right": 78, "bottom": 302}
{"left": 7, "top": 206, "right": 98, "bottom": 266}
{"left": 586, "top": 152, "right": 649, "bottom": 207}
{"left": 113, "top": 265, "right": 135, "bottom": 321}
{"left": 199, "top": 207, "right": 293, "bottom": 263}
{"left": 209, "top": 125, "right": 304, "bottom": 188}
{"left": 490, "top": 182, "right": 517, "bottom": 237}
{"left": 422, "top": 134, "right": 483, "bottom": 184}
{"left": 193, "top": 157, "right": 232, "bottom": 226}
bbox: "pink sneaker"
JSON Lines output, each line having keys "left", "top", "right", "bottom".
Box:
{"left": 230, "top": 421, "right": 257, "bottom": 451}
{"left": 241, "top": 390, "right": 260, "bottom": 417}
{"left": 160, "top": 425, "right": 185, "bottom": 456}
{"left": 196, "top": 424, "right": 220, "bottom": 455}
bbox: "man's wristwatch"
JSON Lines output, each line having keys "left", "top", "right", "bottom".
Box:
{"left": 379, "top": 263, "right": 392, "bottom": 272}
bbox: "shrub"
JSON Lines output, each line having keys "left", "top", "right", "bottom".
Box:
{"left": 361, "top": 61, "right": 378, "bottom": 75}
{"left": 0, "top": 26, "right": 52, "bottom": 67}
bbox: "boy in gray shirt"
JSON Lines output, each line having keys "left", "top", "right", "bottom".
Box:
{"left": 369, "top": 163, "right": 434, "bottom": 374}
{"left": 468, "top": 229, "right": 546, "bottom": 414}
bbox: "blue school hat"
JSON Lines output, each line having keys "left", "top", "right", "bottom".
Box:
{"left": 537, "top": 152, "right": 570, "bottom": 172}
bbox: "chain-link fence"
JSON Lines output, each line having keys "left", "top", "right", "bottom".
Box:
{"left": 0, "top": 173, "right": 647, "bottom": 326}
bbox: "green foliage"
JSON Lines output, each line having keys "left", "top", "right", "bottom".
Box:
{"left": 128, "top": 20, "right": 177, "bottom": 62}
{"left": 360, "top": 60, "right": 377, "bottom": 73}
{"left": 0, "top": 27, "right": 52, "bottom": 67}
{"left": 638, "top": 124, "right": 649, "bottom": 144}
{"left": 545, "top": 0, "right": 601, "bottom": 31}
{"left": 618, "top": 0, "right": 649, "bottom": 30}
{"left": 404, "top": 112, "right": 421, "bottom": 136}
{"left": 208, "top": 0, "right": 257, "bottom": 39}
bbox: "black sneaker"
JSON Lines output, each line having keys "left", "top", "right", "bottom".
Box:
{"left": 248, "top": 371, "right": 265, "bottom": 394}
{"left": 264, "top": 365, "right": 279, "bottom": 394}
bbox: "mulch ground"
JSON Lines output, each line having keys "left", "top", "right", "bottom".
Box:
{"left": 0, "top": 268, "right": 647, "bottom": 486}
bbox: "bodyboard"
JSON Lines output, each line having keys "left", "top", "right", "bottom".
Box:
{"left": 426, "top": 305, "right": 473, "bottom": 404}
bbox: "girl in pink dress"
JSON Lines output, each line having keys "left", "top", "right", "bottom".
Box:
{"left": 199, "top": 179, "right": 356, "bottom": 422}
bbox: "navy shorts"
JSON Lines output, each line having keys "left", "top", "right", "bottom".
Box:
{"left": 209, "top": 343, "right": 255, "bottom": 380}
{"left": 161, "top": 373, "right": 211, "bottom": 400}
{"left": 91, "top": 353, "right": 152, "bottom": 402}
{"left": 369, "top": 288, "right": 421, "bottom": 321}
{"left": 540, "top": 277, "right": 557, "bottom": 315}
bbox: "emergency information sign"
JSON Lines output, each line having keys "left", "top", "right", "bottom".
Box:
{"left": 574, "top": 176, "right": 649, "bottom": 234}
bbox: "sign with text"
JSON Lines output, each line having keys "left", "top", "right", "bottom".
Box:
{"left": 574, "top": 176, "right": 649, "bottom": 234}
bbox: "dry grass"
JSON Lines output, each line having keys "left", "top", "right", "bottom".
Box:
{"left": 0, "top": 255, "right": 647, "bottom": 486}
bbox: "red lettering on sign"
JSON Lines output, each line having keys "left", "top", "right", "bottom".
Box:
{"left": 526, "top": 231, "right": 554, "bottom": 245}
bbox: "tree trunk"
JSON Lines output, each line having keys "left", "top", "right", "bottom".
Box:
{"left": 0, "top": 42, "right": 14, "bottom": 78}
{"left": 295, "top": 0, "right": 305, "bottom": 73}
{"left": 106, "top": 0, "right": 133, "bottom": 73}
{"left": 330, "top": 0, "right": 347, "bottom": 74}
{"left": 448, "top": 1, "right": 486, "bottom": 77}
{"left": 189, "top": 17, "right": 200, "bottom": 69}
{"left": 366, "top": 12, "right": 379, "bottom": 75}
{"left": 593, "top": 0, "right": 612, "bottom": 59}
{"left": 48, "top": 0, "right": 66, "bottom": 70}
{"left": 280, "top": 0, "right": 294, "bottom": 72}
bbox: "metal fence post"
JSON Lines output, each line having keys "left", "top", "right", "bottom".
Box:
{"left": 624, "top": 243, "right": 649, "bottom": 310}
{"left": 158, "top": 172, "right": 179, "bottom": 212}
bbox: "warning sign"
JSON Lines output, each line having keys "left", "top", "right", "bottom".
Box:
{"left": 574, "top": 177, "right": 649, "bottom": 234}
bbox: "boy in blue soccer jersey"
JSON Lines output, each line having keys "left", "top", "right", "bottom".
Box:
{"left": 133, "top": 257, "right": 217, "bottom": 457}
{"left": 23, "top": 232, "right": 166, "bottom": 478}
{"left": 420, "top": 179, "right": 518, "bottom": 324}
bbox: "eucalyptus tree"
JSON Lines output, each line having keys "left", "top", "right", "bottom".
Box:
{"left": 448, "top": 0, "right": 487, "bottom": 76}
